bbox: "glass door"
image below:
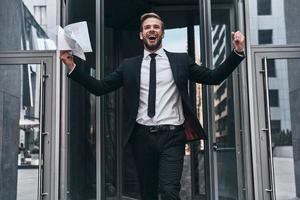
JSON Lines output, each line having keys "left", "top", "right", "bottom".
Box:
{"left": 0, "top": 51, "right": 58, "bottom": 200}
{"left": 254, "top": 47, "right": 300, "bottom": 200}
{"left": 210, "top": 5, "right": 245, "bottom": 200}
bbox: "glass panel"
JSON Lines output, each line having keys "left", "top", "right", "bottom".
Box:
{"left": 21, "top": 0, "right": 57, "bottom": 50}
{"left": 211, "top": 8, "right": 239, "bottom": 200}
{"left": 249, "top": 0, "right": 300, "bottom": 45}
{"left": 68, "top": 65, "right": 97, "bottom": 200}
{"left": 0, "top": 0, "right": 58, "bottom": 51}
{"left": 267, "top": 58, "right": 300, "bottom": 200}
{"left": 0, "top": 64, "right": 41, "bottom": 200}
{"left": 64, "top": 0, "right": 97, "bottom": 199}
{"left": 103, "top": 26, "right": 118, "bottom": 198}
{"left": 194, "top": 26, "right": 207, "bottom": 200}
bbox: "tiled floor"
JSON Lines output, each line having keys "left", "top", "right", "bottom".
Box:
{"left": 17, "top": 169, "right": 38, "bottom": 200}
{"left": 274, "top": 157, "right": 299, "bottom": 200}
{"left": 15, "top": 157, "right": 300, "bottom": 200}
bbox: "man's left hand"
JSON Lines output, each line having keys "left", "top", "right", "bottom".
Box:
{"left": 231, "top": 31, "right": 245, "bottom": 53}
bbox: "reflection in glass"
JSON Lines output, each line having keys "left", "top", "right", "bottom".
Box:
{"left": 0, "top": 64, "right": 41, "bottom": 200}
{"left": 212, "top": 8, "right": 239, "bottom": 200}
{"left": 0, "top": 0, "right": 57, "bottom": 52}
{"left": 164, "top": 28, "right": 188, "bottom": 53}
{"left": 103, "top": 26, "right": 118, "bottom": 199}
{"left": 249, "top": 0, "right": 300, "bottom": 45}
{"left": 267, "top": 58, "right": 300, "bottom": 200}
{"left": 21, "top": 0, "right": 57, "bottom": 50}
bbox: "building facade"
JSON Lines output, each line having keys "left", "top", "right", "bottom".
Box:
{"left": 0, "top": 0, "right": 300, "bottom": 200}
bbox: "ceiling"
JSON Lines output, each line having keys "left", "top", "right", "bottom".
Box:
{"left": 104, "top": 0, "right": 224, "bottom": 30}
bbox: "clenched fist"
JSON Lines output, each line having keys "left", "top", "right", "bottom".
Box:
{"left": 60, "top": 51, "right": 76, "bottom": 71}
{"left": 231, "top": 31, "right": 245, "bottom": 53}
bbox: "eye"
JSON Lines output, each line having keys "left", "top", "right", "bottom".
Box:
{"left": 153, "top": 25, "right": 160, "bottom": 29}
{"left": 144, "top": 25, "right": 151, "bottom": 30}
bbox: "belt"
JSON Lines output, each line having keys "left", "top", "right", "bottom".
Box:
{"left": 136, "top": 123, "right": 184, "bottom": 133}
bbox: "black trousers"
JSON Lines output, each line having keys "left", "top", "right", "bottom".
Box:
{"left": 130, "top": 124, "right": 185, "bottom": 200}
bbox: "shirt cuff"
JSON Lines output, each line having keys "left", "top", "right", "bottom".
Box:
{"left": 68, "top": 64, "right": 77, "bottom": 75}
{"left": 233, "top": 49, "right": 245, "bottom": 57}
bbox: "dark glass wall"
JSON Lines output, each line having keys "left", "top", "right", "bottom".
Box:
{"left": 66, "top": 0, "right": 97, "bottom": 199}
{"left": 211, "top": 7, "right": 239, "bottom": 200}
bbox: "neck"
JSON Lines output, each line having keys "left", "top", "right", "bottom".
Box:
{"left": 144, "top": 45, "right": 162, "bottom": 53}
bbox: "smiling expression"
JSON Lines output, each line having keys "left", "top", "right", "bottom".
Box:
{"left": 139, "top": 17, "right": 164, "bottom": 52}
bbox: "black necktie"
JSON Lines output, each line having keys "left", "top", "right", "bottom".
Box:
{"left": 148, "top": 53, "right": 157, "bottom": 118}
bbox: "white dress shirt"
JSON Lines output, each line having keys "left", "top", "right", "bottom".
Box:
{"left": 136, "top": 48, "right": 185, "bottom": 126}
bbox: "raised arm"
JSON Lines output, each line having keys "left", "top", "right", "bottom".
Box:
{"left": 189, "top": 31, "right": 245, "bottom": 85}
{"left": 188, "top": 50, "right": 245, "bottom": 85}
{"left": 60, "top": 51, "right": 123, "bottom": 96}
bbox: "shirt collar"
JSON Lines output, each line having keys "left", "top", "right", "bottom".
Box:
{"left": 143, "top": 47, "right": 165, "bottom": 59}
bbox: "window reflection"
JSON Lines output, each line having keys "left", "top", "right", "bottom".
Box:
{"left": 267, "top": 58, "right": 300, "bottom": 200}
{"left": 249, "top": 0, "right": 300, "bottom": 45}
{"left": 21, "top": 2, "right": 56, "bottom": 50}
{"left": 164, "top": 28, "right": 188, "bottom": 53}
{"left": 212, "top": 8, "right": 239, "bottom": 200}
{"left": 0, "top": 64, "right": 41, "bottom": 200}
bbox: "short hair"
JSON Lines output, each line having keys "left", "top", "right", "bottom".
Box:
{"left": 140, "top": 12, "right": 164, "bottom": 32}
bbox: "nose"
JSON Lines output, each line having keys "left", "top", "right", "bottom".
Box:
{"left": 148, "top": 27, "right": 156, "bottom": 33}
{"left": 149, "top": 25, "right": 157, "bottom": 31}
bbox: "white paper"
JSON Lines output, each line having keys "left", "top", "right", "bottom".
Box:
{"left": 56, "top": 21, "right": 92, "bottom": 60}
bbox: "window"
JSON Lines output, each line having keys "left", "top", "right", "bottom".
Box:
{"left": 257, "top": 0, "right": 272, "bottom": 15}
{"left": 267, "top": 59, "right": 276, "bottom": 77}
{"left": 258, "top": 30, "right": 273, "bottom": 44}
{"left": 271, "top": 120, "right": 281, "bottom": 134}
{"left": 34, "top": 6, "right": 47, "bottom": 30}
{"left": 269, "top": 90, "right": 279, "bottom": 107}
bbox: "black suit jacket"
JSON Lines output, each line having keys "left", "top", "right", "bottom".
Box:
{"left": 68, "top": 50, "right": 245, "bottom": 146}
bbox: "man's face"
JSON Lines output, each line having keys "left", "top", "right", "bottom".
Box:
{"left": 140, "top": 17, "right": 164, "bottom": 52}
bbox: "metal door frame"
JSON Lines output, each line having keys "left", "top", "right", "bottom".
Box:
{"left": 207, "top": 4, "right": 247, "bottom": 200}
{"left": 0, "top": 50, "right": 60, "bottom": 200}
{"left": 251, "top": 45, "right": 300, "bottom": 200}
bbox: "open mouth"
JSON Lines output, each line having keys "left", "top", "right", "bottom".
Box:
{"left": 148, "top": 35, "right": 157, "bottom": 42}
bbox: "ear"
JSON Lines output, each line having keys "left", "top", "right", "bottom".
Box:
{"left": 139, "top": 32, "right": 143, "bottom": 40}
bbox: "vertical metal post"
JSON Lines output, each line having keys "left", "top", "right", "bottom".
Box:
{"left": 262, "top": 56, "right": 276, "bottom": 200}
{"left": 96, "top": 0, "right": 103, "bottom": 199}
{"left": 38, "top": 60, "right": 45, "bottom": 200}
{"left": 199, "top": 0, "right": 217, "bottom": 199}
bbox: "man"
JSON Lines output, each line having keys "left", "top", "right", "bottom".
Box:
{"left": 61, "top": 12, "right": 245, "bottom": 200}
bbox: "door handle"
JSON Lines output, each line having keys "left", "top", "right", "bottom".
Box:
{"left": 262, "top": 56, "right": 276, "bottom": 200}
{"left": 212, "top": 142, "right": 218, "bottom": 151}
{"left": 38, "top": 60, "right": 47, "bottom": 200}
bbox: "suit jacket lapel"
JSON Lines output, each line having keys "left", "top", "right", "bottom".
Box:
{"left": 164, "top": 50, "right": 180, "bottom": 86}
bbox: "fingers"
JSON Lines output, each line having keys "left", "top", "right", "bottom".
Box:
{"left": 60, "top": 51, "right": 76, "bottom": 70}
{"left": 231, "top": 31, "right": 245, "bottom": 52}
{"left": 231, "top": 31, "right": 245, "bottom": 42}
{"left": 60, "top": 51, "right": 73, "bottom": 61}
{"left": 60, "top": 50, "right": 68, "bottom": 57}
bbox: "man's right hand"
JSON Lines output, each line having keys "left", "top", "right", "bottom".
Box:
{"left": 60, "top": 51, "right": 76, "bottom": 71}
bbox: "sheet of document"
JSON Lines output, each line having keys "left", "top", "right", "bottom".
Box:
{"left": 56, "top": 21, "right": 92, "bottom": 60}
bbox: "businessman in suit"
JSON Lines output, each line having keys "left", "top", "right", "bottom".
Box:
{"left": 61, "top": 12, "right": 245, "bottom": 200}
